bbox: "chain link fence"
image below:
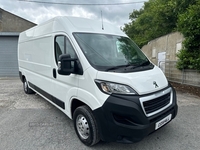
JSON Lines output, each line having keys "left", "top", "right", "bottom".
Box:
{"left": 158, "top": 61, "right": 200, "bottom": 87}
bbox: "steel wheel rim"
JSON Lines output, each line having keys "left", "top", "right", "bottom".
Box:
{"left": 24, "top": 80, "right": 28, "bottom": 92}
{"left": 76, "top": 114, "right": 90, "bottom": 139}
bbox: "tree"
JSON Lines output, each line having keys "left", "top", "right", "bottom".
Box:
{"left": 123, "top": 0, "right": 200, "bottom": 70}
{"left": 123, "top": 0, "right": 195, "bottom": 48}
{"left": 176, "top": 0, "right": 200, "bottom": 70}
{"left": 123, "top": 0, "right": 177, "bottom": 47}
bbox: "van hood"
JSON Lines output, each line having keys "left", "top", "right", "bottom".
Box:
{"left": 96, "top": 66, "right": 168, "bottom": 95}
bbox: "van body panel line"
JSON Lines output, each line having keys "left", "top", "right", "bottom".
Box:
{"left": 28, "top": 82, "right": 65, "bottom": 109}
{"left": 93, "top": 86, "right": 178, "bottom": 143}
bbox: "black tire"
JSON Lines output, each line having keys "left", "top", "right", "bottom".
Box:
{"left": 23, "top": 78, "right": 35, "bottom": 94}
{"left": 73, "top": 105, "right": 100, "bottom": 146}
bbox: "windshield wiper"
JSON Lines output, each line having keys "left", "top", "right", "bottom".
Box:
{"left": 131, "top": 60, "right": 150, "bottom": 69}
{"left": 106, "top": 61, "right": 150, "bottom": 71}
{"left": 106, "top": 64, "right": 132, "bottom": 71}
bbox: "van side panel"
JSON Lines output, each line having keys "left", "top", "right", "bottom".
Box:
{"left": 18, "top": 35, "right": 53, "bottom": 97}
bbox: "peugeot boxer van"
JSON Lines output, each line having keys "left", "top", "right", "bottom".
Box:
{"left": 18, "top": 16, "right": 178, "bottom": 146}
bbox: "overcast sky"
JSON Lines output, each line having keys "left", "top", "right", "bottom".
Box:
{"left": 0, "top": 0, "right": 147, "bottom": 28}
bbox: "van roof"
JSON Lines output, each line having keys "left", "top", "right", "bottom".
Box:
{"left": 19, "top": 16, "right": 126, "bottom": 42}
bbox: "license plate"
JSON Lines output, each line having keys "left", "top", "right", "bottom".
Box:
{"left": 155, "top": 114, "right": 172, "bottom": 130}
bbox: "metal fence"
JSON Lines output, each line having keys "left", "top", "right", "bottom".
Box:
{"left": 158, "top": 61, "right": 200, "bottom": 87}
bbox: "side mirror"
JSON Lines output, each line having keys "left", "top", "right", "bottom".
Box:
{"left": 57, "top": 54, "right": 77, "bottom": 75}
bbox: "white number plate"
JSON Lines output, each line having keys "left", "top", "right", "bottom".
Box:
{"left": 155, "top": 114, "right": 172, "bottom": 130}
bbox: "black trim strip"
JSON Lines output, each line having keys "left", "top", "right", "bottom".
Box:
{"left": 29, "top": 82, "right": 65, "bottom": 109}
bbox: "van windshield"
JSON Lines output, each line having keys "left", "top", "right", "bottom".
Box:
{"left": 73, "top": 33, "right": 151, "bottom": 72}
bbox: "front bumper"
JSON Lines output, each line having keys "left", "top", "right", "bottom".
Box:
{"left": 93, "top": 86, "right": 178, "bottom": 143}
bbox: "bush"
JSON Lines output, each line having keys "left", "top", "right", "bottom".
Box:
{"left": 177, "top": 1, "right": 200, "bottom": 70}
{"left": 176, "top": 49, "right": 200, "bottom": 70}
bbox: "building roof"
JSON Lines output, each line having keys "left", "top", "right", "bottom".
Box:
{"left": 0, "top": 7, "right": 36, "bottom": 32}
{"left": 0, "top": 32, "right": 20, "bottom": 36}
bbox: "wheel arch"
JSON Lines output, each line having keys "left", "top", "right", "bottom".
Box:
{"left": 22, "top": 75, "right": 26, "bottom": 82}
{"left": 71, "top": 99, "right": 89, "bottom": 119}
{"left": 69, "top": 89, "right": 103, "bottom": 119}
{"left": 19, "top": 71, "right": 26, "bottom": 82}
{"left": 72, "top": 102, "right": 100, "bottom": 146}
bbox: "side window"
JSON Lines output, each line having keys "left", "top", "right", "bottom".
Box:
{"left": 55, "top": 35, "right": 77, "bottom": 64}
{"left": 66, "top": 38, "right": 76, "bottom": 59}
{"left": 55, "top": 36, "right": 65, "bottom": 63}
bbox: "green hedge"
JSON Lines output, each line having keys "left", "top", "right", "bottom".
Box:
{"left": 177, "top": 1, "right": 200, "bottom": 70}
{"left": 176, "top": 50, "right": 200, "bottom": 70}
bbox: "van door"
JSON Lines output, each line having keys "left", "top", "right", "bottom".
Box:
{"left": 51, "top": 34, "right": 79, "bottom": 112}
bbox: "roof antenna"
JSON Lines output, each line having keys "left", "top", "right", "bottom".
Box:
{"left": 101, "top": 10, "right": 104, "bottom": 30}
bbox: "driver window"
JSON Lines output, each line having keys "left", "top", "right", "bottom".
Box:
{"left": 55, "top": 36, "right": 65, "bottom": 63}
{"left": 55, "top": 35, "right": 77, "bottom": 64}
{"left": 66, "top": 38, "right": 76, "bottom": 59}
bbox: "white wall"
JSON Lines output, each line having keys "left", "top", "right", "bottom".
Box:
{"left": 141, "top": 32, "right": 184, "bottom": 65}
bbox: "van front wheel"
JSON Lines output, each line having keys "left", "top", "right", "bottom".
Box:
{"left": 23, "top": 78, "right": 34, "bottom": 94}
{"left": 73, "top": 105, "right": 100, "bottom": 146}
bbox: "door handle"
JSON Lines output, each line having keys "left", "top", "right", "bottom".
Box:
{"left": 53, "top": 68, "right": 57, "bottom": 78}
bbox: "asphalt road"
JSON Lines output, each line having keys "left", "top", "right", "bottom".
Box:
{"left": 0, "top": 78, "right": 200, "bottom": 150}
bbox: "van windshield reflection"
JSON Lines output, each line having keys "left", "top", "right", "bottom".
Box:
{"left": 73, "top": 33, "right": 150, "bottom": 71}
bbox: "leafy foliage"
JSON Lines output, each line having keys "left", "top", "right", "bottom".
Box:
{"left": 176, "top": 50, "right": 200, "bottom": 70}
{"left": 176, "top": 0, "right": 200, "bottom": 70}
{"left": 177, "top": 1, "right": 200, "bottom": 51}
{"left": 123, "top": 0, "right": 199, "bottom": 70}
{"left": 123, "top": 0, "right": 196, "bottom": 47}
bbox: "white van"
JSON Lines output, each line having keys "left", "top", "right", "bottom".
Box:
{"left": 18, "top": 16, "right": 178, "bottom": 146}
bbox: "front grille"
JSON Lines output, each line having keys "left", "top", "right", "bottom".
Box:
{"left": 140, "top": 87, "right": 172, "bottom": 117}
{"left": 143, "top": 93, "right": 170, "bottom": 114}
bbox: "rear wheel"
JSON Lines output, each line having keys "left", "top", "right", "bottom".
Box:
{"left": 23, "top": 78, "right": 34, "bottom": 94}
{"left": 73, "top": 105, "right": 100, "bottom": 146}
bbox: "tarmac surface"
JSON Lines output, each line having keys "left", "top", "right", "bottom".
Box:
{"left": 0, "top": 78, "right": 200, "bottom": 150}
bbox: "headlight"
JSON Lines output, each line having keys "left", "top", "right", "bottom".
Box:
{"left": 95, "top": 80, "right": 137, "bottom": 95}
